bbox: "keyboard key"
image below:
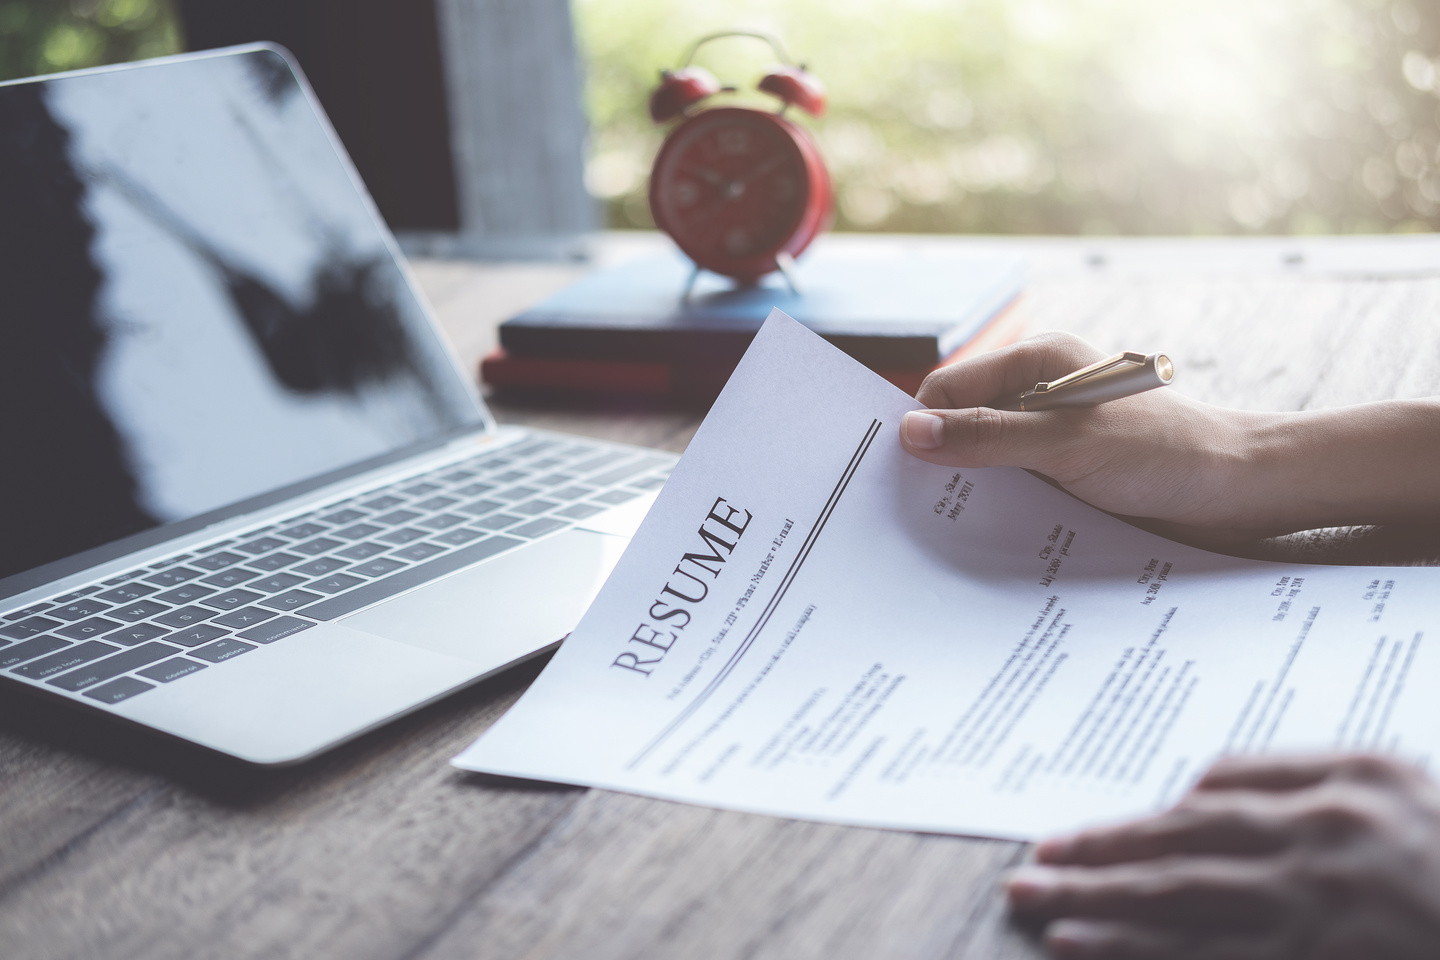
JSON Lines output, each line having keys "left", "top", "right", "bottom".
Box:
{"left": 491, "top": 470, "right": 530, "bottom": 484}
{"left": 550, "top": 486, "right": 595, "bottom": 501}
{"left": 493, "top": 485, "right": 540, "bottom": 501}
{"left": 47, "top": 642, "right": 179, "bottom": 691}
{"left": 350, "top": 558, "right": 407, "bottom": 577}
{"left": 0, "top": 635, "right": 70, "bottom": 668}
{"left": 593, "top": 489, "right": 640, "bottom": 505}
{"left": 239, "top": 616, "right": 315, "bottom": 644}
{"left": 589, "top": 459, "right": 662, "bottom": 486}
{"left": 154, "top": 606, "right": 215, "bottom": 628}
{"left": 512, "top": 499, "right": 558, "bottom": 517}
{"left": 155, "top": 583, "right": 216, "bottom": 604}
{"left": 249, "top": 573, "right": 307, "bottom": 593}
{"left": 414, "top": 495, "right": 459, "bottom": 511}
{"left": 453, "top": 482, "right": 495, "bottom": 497}
{"left": 510, "top": 438, "right": 558, "bottom": 457}
{"left": 458, "top": 498, "right": 505, "bottom": 517}
{"left": 276, "top": 522, "right": 328, "bottom": 540}
{"left": 137, "top": 658, "right": 206, "bottom": 683}
{"left": 189, "top": 638, "right": 256, "bottom": 663}
{"left": 398, "top": 483, "right": 440, "bottom": 497}
{"left": 292, "top": 557, "right": 349, "bottom": 577}
{"left": 163, "top": 624, "right": 228, "bottom": 648}
{"left": 511, "top": 517, "right": 569, "bottom": 538}
{"left": 144, "top": 567, "right": 204, "bottom": 587}
{"left": 201, "top": 589, "right": 265, "bottom": 611}
{"left": 83, "top": 677, "right": 154, "bottom": 704}
{"left": 191, "top": 550, "right": 247, "bottom": 571}
{"left": 373, "top": 509, "right": 422, "bottom": 526}
{"left": 305, "top": 536, "right": 523, "bottom": 620}
{"left": 433, "top": 527, "right": 487, "bottom": 546}
{"left": 212, "top": 607, "right": 278, "bottom": 630}
{"left": 333, "top": 523, "right": 384, "bottom": 540}
{"left": 416, "top": 513, "right": 466, "bottom": 530}
{"left": 293, "top": 537, "right": 344, "bottom": 556}
{"left": 258, "top": 590, "right": 323, "bottom": 612}
{"left": 50, "top": 604, "right": 117, "bottom": 627}
{"left": 474, "top": 455, "right": 515, "bottom": 470}
{"left": 3, "top": 602, "right": 53, "bottom": 620}
{"left": 105, "top": 622, "right": 169, "bottom": 646}
{"left": 534, "top": 473, "right": 576, "bottom": 487}
{"left": 110, "top": 600, "right": 169, "bottom": 622}
{"left": 249, "top": 552, "right": 304, "bottom": 571}
{"left": 51, "top": 586, "right": 100, "bottom": 603}
{"left": 55, "top": 617, "right": 124, "bottom": 640}
{"left": 0, "top": 616, "right": 62, "bottom": 640}
{"left": 202, "top": 567, "right": 263, "bottom": 588}
{"left": 13, "top": 641, "right": 119, "bottom": 679}
{"left": 440, "top": 469, "right": 475, "bottom": 482}
{"left": 335, "top": 541, "right": 387, "bottom": 560}
{"left": 95, "top": 582, "right": 159, "bottom": 603}
{"left": 571, "top": 451, "right": 627, "bottom": 473}
{"left": 319, "top": 508, "right": 366, "bottom": 524}
{"left": 392, "top": 543, "right": 446, "bottom": 562}
{"left": 236, "top": 536, "right": 288, "bottom": 555}
{"left": 556, "top": 503, "right": 607, "bottom": 520}
{"left": 360, "top": 495, "right": 404, "bottom": 511}
{"left": 528, "top": 457, "right": 564, "bottom": 470}
{"left": 631, "top": 476, "right": 667, "bottom": 491}
{"left": 308, "top": 573, "right": 366, "bottom": 594}
{"left": 377, "top": 527, "right": 427, "bottom": 545}
{"left": 474, "top": 513, "right": 522, "bottom": 530}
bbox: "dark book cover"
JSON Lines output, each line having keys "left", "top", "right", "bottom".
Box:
{"left": 483, "top": 299, "right": 1027, "bottom": 404}
{"left": 499, "top": 245, "right": 1026, "bottom": 368}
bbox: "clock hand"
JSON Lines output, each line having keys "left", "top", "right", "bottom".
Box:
{"left": 680, "top": 165, "right": 726, "bottom": 187}
{"left": 735, "top": 152, "right": 788, "bottom": 187}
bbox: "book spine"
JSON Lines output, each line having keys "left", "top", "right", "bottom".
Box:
{"left": 481, "top": 302, "right": 1027, "bottom": 403}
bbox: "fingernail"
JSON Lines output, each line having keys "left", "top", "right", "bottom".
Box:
{"left": 902, "top": 411, "right": 944, "bottom": 450}
{"left": 1004, "top": 866, "right": 1057, "bottom": 907}
{"left": 1035, "top": 836, "right": 1073, "bottom": 862}
{"left": 1047, "top": 920, "right": 1104, "bottom": 958}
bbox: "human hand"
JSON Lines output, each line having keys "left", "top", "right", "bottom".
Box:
{"left": 900, "top": 332, "right": 1279, "bottom": 543}
{"left": 1005, "top": 753, "right": 1440, "bottom": 959}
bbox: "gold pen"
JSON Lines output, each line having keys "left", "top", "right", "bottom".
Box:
{"left": 1001, "top": 352, "right": 1174, "bottom": 411}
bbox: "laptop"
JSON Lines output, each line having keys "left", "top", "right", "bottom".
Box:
{"left": 0, "top": 44, "right": 675, "bottom": 764}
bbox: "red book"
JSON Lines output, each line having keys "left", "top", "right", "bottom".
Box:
{"left": 481, "top": 301, "right": 1026, "bottom": 404}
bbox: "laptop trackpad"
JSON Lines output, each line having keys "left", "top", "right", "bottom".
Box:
{"left": 341, "top": 529, "right": 629, "bottom": 667}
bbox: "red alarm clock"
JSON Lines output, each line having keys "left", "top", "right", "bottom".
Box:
{"left": 647, "top": 31, "right": 831, "bottom": 287}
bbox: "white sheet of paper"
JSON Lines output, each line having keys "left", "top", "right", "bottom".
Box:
{"left": 454, "top": 311, "right": 1439, "bottom": 840}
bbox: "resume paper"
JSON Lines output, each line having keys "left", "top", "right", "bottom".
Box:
{"left": 454, "top": 311, "right": 1440, "bottom": 840}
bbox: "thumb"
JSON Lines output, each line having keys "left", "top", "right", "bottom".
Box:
{"left": 899, "top": 406, "right": 1076, "bottom": 471}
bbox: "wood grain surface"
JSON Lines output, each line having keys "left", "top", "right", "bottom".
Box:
{"left": 4, "top": 234, "right": 1439, "bottom": 960}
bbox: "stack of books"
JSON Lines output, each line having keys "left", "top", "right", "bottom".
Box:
{"left": 483, "top": 246, "right": 1028, "bottom": 404}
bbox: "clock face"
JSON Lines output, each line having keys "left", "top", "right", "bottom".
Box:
{"left": 649, "top": 107, "right": 829, "bottom": 281}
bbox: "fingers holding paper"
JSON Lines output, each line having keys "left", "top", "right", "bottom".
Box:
{"left": 1006, "top": 752, "right": 1440, "bottom": 960}
{"left": 899, "top": 333, "right": 1257, "bottom": 542}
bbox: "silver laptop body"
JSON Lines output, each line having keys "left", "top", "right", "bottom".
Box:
{"left": 0, "top": 45, "right": 671, "bottom": 764}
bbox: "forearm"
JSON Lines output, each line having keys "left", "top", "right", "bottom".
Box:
{"left": 1235, "top": 399, "right": 1440, "bottom": 532}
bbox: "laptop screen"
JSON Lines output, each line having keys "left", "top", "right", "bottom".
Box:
{"left": 0, "top": 48, "right": 485, "bottom": 587}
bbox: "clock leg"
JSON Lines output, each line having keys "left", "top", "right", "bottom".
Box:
{"left": 679, "top": 262, "right": 702, "bottom": 302}
{"left": 776, "top": 251, "right": 803, "bottom": 295}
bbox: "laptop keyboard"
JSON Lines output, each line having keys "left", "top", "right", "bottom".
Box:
{"left": 0, "top": 436, "right": 674, "bottom": 706}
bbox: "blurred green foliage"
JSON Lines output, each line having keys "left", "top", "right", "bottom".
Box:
{"left": 575, "top": 0, "right": 1440, "bottom": 235}
{"left": 0, "top": 0, "right": 180, "bottom": 83}
{"left": 7, "top": 0, "right": 1439, "bottom": 237}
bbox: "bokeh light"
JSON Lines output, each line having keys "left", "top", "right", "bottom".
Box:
{"left": 576, "top": 0, "right": 1440, "bottom": 234}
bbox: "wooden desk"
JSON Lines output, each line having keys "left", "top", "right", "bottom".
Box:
{"left": 6, "top": 234, "right": 1440, "bottom": 960}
